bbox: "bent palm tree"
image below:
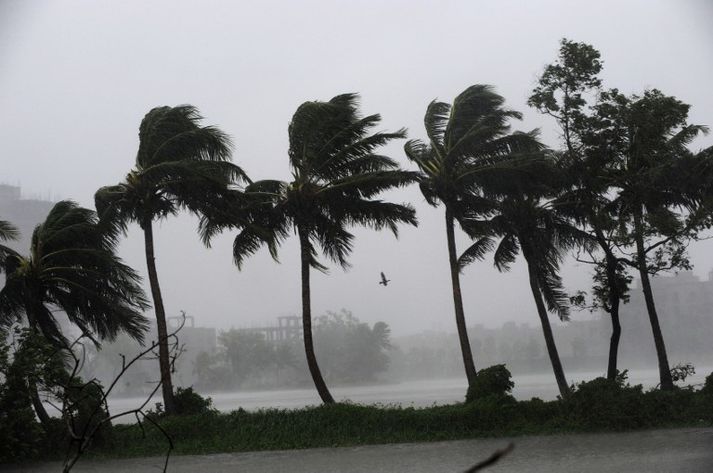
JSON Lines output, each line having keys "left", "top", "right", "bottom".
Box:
{"left": 0, "top": 201, "right": 149, "bottom": 424}
{"left": 460, "top": 156, "right": 592, "bottom": 398}
{"left": 95, "top": 105, "right": 246, "bottom": 414}
{"left": 404, "top": 85, "right": 540, "bottom": 391}
{"left": 220, "top": 93, "right": 417, "bottom": 403}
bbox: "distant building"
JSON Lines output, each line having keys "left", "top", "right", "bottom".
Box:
{"left": 235, "top": 315, "right": 302, "bottom": 343}
{"left": 616, "top": 270, "right": 713, "bottom": 364}
{"left": 0, "top": 184, "right": 55, "bottom": 252}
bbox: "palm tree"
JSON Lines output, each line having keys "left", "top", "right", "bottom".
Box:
{"left": 403, "top": 85, "right": 540, "bottom": 391}
{"left": 460, "top": 155, "right": 592, "bottom": 398}
{"left": 0, "top": 201, "right": 149, "bottom": 424}
{"left": 220, "top": 93, "right": 417, "bottom": 403}
{"left": 95, "top": 105, "right": 247, "bottom": 414}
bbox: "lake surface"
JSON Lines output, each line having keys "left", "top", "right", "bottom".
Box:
{"left": 104, "top": 367, "right": 711, "bottom": 422}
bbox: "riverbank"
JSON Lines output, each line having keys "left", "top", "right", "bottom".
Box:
{"left": 4, "top": 374, "right": 712, "bottom": 465}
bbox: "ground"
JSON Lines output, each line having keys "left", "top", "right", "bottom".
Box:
{"left": 10, "top": 427, "right": 713, "bottom": 473}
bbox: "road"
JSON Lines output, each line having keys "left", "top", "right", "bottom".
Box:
{"left": 8, "top": 427, "right": 713, "bottom": 472}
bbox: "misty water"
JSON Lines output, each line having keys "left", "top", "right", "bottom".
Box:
{"left": 102, "top": 367, "right": 711, "bottom": 423}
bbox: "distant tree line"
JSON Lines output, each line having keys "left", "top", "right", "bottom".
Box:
{"left": 192, "top": 310, "right": 392, "bottom": 391}
{"left": 2, "top": 37, "right": 712, "bottom": 442}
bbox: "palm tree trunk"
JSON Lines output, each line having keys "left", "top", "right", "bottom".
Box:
{"left": 524, "top": 257, "right": 570, "bottom": 398}
{"left": 445, "top": 207, "right": 478, "bottom": 388}
{"left": 298, "top": 227, "right": 335, "bottom": 404}
{"left": 632, "top": 210, "right": 674, "bottom": 390}
{"left": 142, "top": 219, "right": 177, "bottom": 414}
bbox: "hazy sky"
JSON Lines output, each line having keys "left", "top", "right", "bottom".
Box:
{"left": 1, "top": 0, "right": 712, "bottom": 336}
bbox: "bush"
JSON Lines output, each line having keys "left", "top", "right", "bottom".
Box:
{"left": 699, "top": 372, "right": 713, "bottom": 421}
{"left": 466, "top": 364, "right": 515, "bottom": 403}
{"left": 564, "top": 375, "right": 646, "bottom": 430}
{"left": 63, "top": 378, "right": 114, "bottom": 448}
{"left": 174, "top": 387, "right": 216, "bottom": 415}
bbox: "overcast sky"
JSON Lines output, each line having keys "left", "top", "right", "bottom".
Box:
{"left": 1, "top": 0, "right": 712, "bottom": 336}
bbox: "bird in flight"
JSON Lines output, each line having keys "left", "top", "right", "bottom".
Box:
{"left": 379, "top": 272, "right": 390, "bottom": 286}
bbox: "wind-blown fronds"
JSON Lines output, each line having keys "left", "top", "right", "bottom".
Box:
{"left": 231, "top": 93, "right": 417, "bottom": 271}
{"left": 95, "top": 105, "right": 248, "bottom": 237}
{"left": 0, "top": 201, "right": 149, "bottom": 347}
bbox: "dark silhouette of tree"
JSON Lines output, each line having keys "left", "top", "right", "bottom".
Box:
{"left": 459, "top": 155, "right": 593, "bottom": 398}
{"left": 222, "top": 94, "right": 417, "bottom": 403}
{"left": 0, "top": 201, "right": 149, "bottom": 425}
{"left": 590, "top": 89, "right": 709, "bottom": 390}
{"left": 95, "top": 105, "right": 246, "bottom": 413}
{"left": 529, "top": 39, "right": 631, "bottom": 381}
{"left": 404, "top": 84, "right": 540, "bottom": 392}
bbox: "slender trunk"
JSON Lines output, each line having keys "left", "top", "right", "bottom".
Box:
{"left": 445, "top": 207, "right": 478, "bottom": 388}
{"left": 143, "top": 220, "right": 176, "bottom": 414}
{"left": 523, "top": 255, "right": 570, "bottom": 398}
{"left": 30, "top": 382, "right": 52, "bottom": 427}
{"left": 608, "top": 305, "right": 622, "bottom": 381}
{"left": 24, "top": 304, "right": 53, "bottom": 427}
{"left": 298, "top": 227, "right": 335, "bottom": 404}
{"left": 633, "top": 210, "right": 674, "bottom": 390}
{"left": 592, "top": 225, "right": 623, "bottom": 381}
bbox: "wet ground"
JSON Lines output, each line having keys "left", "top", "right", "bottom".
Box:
{"left": 9, "top": 427, "right": 713, "bottom": 472}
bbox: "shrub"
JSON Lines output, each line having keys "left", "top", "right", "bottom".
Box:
{"left": 63, "top": 378, "right": 114, "bottom": 448}
{"left": 466, "top": 364, "right": 515, "bottom": 403}
{"left": 564, "top": 375, "right": 646, "bottom": 430}
{"left": 174, "top": 387, "right": 216, "bottom": 415}
{"left": 699, "top": 372, "right": 713, "bottom": 422}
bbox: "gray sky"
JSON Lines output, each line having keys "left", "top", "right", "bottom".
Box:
{"left": 1, "top": 0, "right": 712, "bottom": 336}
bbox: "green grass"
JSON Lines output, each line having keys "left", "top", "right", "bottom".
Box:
{"left": 95, "top": 386, "right": 711, "bottom": 459}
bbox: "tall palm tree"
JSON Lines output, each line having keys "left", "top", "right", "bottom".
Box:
{"left": 459, "top": 156, "right": 592, "bottom": 398}
{"left": 217, "top": 93, "right": 417, "bottom": 403}
{"left": 0, "top": 201, "right": 149, "bottom": 424}
{"left": 95, "top": 105, "right": 247, "bottom": 414}
{"left": 403, "top": 85, "right": 540, "bottom": 391}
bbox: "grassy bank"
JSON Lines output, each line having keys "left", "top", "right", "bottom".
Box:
{"left": 4, "top": 374, "right": 712, "bottom": 464}
{"left": 101, "top": 381, "right": 712, "bottom": 459}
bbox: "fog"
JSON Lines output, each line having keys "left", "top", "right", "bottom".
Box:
{"left": 1, "top": 0, "right": 712, "bottom": 338}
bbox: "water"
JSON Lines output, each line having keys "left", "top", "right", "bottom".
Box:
{"left": 103, "top": 367, "right": 711, "bottom": 422}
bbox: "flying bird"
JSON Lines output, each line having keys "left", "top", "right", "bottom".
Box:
{"left": 379, "top": 272, "right": 390, "bottom": 286}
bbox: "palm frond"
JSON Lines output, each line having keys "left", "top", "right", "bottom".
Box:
{"left": 458, "top": 237, "right": 495, "bottom": 271}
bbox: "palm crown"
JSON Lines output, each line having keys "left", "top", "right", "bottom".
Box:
{"left": 231, "top": 93, "right": 418, "bottom": 269}
{"left": 95, "top": 105, "right": 249, "bottom": 233}
{"left": 0, "top": 201, "right": 149, "bottom": 346}
{"left": 404, "top": 85, "right": 540, "bottom": 212}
